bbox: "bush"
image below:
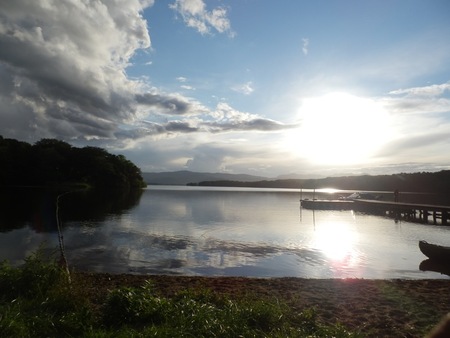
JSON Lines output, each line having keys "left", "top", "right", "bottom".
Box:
{"left": 0, "top": 251, "right": 93, "bottom": 337}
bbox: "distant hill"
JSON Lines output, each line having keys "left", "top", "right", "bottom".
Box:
{"left": 142, "top": 170, "right": 268, "bottom": 185}
{"left": 197, "top": 171, "right": 450, "bottom": 195}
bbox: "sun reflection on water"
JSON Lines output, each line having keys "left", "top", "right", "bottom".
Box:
{"left": 312, "top": 221, "right": 361, "bottom": 267}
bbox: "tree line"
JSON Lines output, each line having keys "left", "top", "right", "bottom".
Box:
{"left": 0, "top": 136, "right": 146, "bottom": 190}
{"left": 196, "top": 171, "right": 450, "bottom": 194}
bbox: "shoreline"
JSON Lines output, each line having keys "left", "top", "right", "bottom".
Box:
{"left": 75, "top": 272, "right": 450, "bottom": 337}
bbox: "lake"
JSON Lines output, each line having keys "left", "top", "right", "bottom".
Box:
{"left": 1, "top": 185, "right": 449, "bottom": 279}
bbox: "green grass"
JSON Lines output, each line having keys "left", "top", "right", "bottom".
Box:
{"left": 0, "top": 252, "right": 360, "bottom": 337}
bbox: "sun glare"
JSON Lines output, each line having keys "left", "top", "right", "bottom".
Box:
{"left": 312, "top": 221, "right": 359, "bottom": 263}
{"left": 286, "top": 92, "right": 391, "bottom": 165}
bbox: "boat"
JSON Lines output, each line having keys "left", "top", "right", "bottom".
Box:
{"left": 418, "top": 240, "right": 450, "bottom": 262}
{"left": 300, "top": 192, "right": 379, "bottom": 210}
{"left": 343, "top": 192, "right": 379, "bottom": 200}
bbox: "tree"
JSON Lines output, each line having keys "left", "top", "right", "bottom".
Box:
{"left": 0, "top": 136, "right": 146, "bottom": 190}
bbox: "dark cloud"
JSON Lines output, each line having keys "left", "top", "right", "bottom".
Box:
{"left": 0, "top": 0, "right": 150, "bottom": 141}
{"left": 166, "top": 121, "right": 198, "bottom": 133}
{"left": 135, "top": 93, "right": 198, "bottom": 115}
{"left": 203, "top": 118, "right": 297, "bottom": 133}
{"left": 114, "top": 117, "right": 295, "bottom": 140}
{"left": 128, "top": 120, "right": 199, "bottom": 137}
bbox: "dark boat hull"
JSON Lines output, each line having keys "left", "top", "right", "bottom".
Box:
{"left": 419, "top": 240, "right": 450, "bottom": 262}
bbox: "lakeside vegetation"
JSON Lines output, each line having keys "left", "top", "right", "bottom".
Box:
{"left": 0, "top": 136, "right": 146, "bottom": 190}
{"left": 195, "top": 170, "right": 450, "bottom": 194}
{"left": 0, "top": 252, "right": 359, "bottom": 337}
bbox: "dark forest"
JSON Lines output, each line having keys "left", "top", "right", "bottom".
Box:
{"left": 0, "top": 136, "right": 146, "bottom": 190}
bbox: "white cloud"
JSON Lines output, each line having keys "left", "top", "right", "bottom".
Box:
{"left": 389, "top": 82, "right": 450, "bottom": 97}
{"left": 169, "top": 0, "right": 234, "bottom": 36}
{"left": 181, "top": 85, "right": 195, "bottom": 90}
{"left": 0, "top": 0, "right": 153, "bottom": 140}
{"left": 384, "top": 82, "right": 450, "bottom": 115}
{"left": 232, "top": 82, "right": 254, "bottom": 95}
{"left": 302, "top": 38, "right": 309, "bottom": 55}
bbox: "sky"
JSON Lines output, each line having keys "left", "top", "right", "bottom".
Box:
{"left": 1, "top": 0, "right": 450, "bottom": 178}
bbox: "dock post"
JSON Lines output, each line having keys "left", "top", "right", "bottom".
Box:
{"left": 422, "top": 209, "right": 428, "bottom": 223}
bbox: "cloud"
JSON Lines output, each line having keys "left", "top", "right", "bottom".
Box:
{"left": 185, "top": 145, "right": 228, "bottom": 172}
{"left": 136, "top": 92, "right": 207, "bottom": 115}
{"left": 176, "top": 77, "right": 195, "bottom": 90}
{"left": 169, "top": 0, "right": 234, "bottom": 36}
{"left": 232, "top": 82, "right": 254, "bottom": 95}
{"left": 203, "top": 118, "right": 292, "bottom": 133}
{"left": 181, "top": 85, "right": 195, "bottom": 90}
{"left": 0, "top": 0, "right": 152, "bottom": 140}
{"left": 384, "top": 82, "right": 450, "bottom": 115}
{"left": 206, "top": 102, "right": 297, "bottom": 132}
{"left": 117, "top": 100, "right": 296, "bottom": 139}
{"left": 389, "top": 82, "right": 450, "bottom": 97}
{"left": 139, "top": 120, "right": 199, "bottom": 135}
{"left": 302, "top": 38, "right": 309, "bottom": 55}
{"left": 372, "top": 81, "right": 450, "bottom": 167}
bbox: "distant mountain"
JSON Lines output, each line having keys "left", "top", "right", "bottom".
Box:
{"left": 276, "top": 173, "right": 318, "bottom": 179}
{"left": 142, "top": 170, "right": 268, "bottom": 185}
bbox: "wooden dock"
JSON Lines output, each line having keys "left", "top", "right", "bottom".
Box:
{"left": 353, "top": 199, "right": 450, "bottom": 225}
{"left": 300, "top": 199, "right": 354, "bottom": 210}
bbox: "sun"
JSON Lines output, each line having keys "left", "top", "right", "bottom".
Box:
{"left": 285, "top": 92, "right": 391, "bottom": 165}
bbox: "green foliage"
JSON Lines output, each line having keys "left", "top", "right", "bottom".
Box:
{"left": 102, "top": 281, "right": 168, "bottom": 327}
{"left": 0, "top": 252, "right": 360, "bottom": 337}
{"left": 0, "top": 251, "right": 68, "bottom": 301}
{"left": 0, "top": 136, "right": 146, "bottom": 190}
{"left": 0, "top": 251, "right": 93, "bottom": 337}
{"left": 101, "top": 283, "right": 359, "bottom": 338}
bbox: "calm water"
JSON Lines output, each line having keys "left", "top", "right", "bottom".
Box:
{"left": 1, "top": 185, "right": 449, "bottom": 279}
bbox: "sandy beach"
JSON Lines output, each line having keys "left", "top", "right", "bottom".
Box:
{"left": 75, "top": 272, "right": 450, "bottom": 337}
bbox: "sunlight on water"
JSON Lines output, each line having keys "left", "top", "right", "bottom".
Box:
{"left": 1, "top": 186, "right": 450, "bottom": 279}
{"left": 312, "top": 221, "right": 358, "bottom": 261}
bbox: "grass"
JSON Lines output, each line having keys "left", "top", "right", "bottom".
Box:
{"left": 0, "top": 251, "right": 360, "bottom": 337}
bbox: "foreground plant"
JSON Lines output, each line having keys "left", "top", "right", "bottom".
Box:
{"left": 0, "top": 252, "right": 359, "bottom": 337}
{"left": 0, "top": 251, "right": 92, "bottom": 337}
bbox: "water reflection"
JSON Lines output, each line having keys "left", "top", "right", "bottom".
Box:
{"left": 0, "top": 187, "right": 143, "bottom": 232}
{"left": 419, "top": 259, "right": 450, "bottom": 277}
{"left": 312, "top": 221, "right": 358, "bottom": 261}
{"left": 1, "top": 186, "right": 450, "bottom": 279}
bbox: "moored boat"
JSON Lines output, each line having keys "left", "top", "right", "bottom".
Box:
{"left": 419, "top": 240, "right": 450, "bottom": 262}
{"left": 300, "top": 191, "right": 382, "bottom": 211}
